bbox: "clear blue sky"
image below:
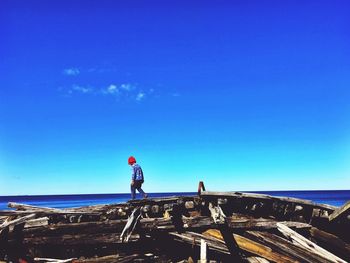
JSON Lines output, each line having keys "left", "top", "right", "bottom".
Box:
{"left": 0, "top": 0, "right": 349, "bottom": 195}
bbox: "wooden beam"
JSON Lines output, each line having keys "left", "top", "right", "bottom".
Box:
{"left": 23, "top": 233, "right": 140, "bottom": 245}
{"left": 310, "top": 227, "right": 350, "bottom": 261}
{"left": 329, "top": 201, "right": 350, "bottom": 222}
{"left": 0, "top": 213, "right": 36, "bottom": 233}
{"left": 200, "top": 239, "right": 208, "bottom": 263}
{"left": 245, "top": 257, "right": 270, "bottom": 263}
{"left": 201, "top": 191, "right": 337, "bottom": 211}
{"left": 245, "top": 231, "right": 331, "bottom": 263}
{"left": 203, "top": 229, "right": 297, "bottom": 263}
{"left": 34, "top": 257, "right": 76, "bottom": 262}
{"left": 277, "top": 223, "right": 346, "bottom": 263}
{"left": 0, "top": 210, "right": 99, "bottom": 216}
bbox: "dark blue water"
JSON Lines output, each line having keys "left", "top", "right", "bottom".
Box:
{"left": 0, "top": 192, "right": 196, "bottom": 210}
{"left": 0, "top": 190, "right": 349, "bottom": 210}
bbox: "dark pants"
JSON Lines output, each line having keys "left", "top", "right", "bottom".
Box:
{"left": 131, "top": 180, "right": 147, "bottom": 199}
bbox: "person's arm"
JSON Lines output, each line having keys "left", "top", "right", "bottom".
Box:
{"left": 131, "top": 166, "right": 136, "bottom": 185}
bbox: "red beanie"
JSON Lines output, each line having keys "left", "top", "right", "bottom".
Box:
{"left": 128, "top": 156, "right": 136, "bottom": 165}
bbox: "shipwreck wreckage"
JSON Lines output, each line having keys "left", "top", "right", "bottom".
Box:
{"left": 0, "top": 182, "right": 349, "bottom": 263}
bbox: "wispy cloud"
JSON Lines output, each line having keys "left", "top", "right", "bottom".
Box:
{"left": 63, "top": 83, "right": 149, "bottom": 102}
{"left": 63, "top": 68, "right": 80, "bottom": 76}
{"left": 119, "top": 84, "right": 133, "bottom": 91}
{"left": 59, "top": 67, "right": 180, "bottom": 102}
{"left": 136, "top": 92, "right": 145, "bottom": 101}
{"left": 71, "top": 84, "right": 93, "bottom": 94}
{"left": 104, "top": 84, "right": 119, "bottom": 95}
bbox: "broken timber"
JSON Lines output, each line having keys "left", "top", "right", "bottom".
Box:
{"left": 0, "top": 190, "right": 349, "bottom": 262}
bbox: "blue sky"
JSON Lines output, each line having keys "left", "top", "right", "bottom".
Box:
{"left": 0, "top": 0, "right": 349, "bottom": 195}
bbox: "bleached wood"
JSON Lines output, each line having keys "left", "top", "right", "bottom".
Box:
{"left": 329, "top": 200, "right": 350, "bottom": 222}
{"left": 0, "top": 213, "right": 36, "bottom": 233}
{"left": 277, "top": 223, "right": 346, "bottom": 263}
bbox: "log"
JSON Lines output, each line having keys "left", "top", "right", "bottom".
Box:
{"left": 276, "top": 223, "right": 346, "bottom": 263}
{"left": 329, "top": 200, "right": 350, "bottom": 222}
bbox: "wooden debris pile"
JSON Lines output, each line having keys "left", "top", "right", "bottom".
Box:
{"left": 0, "top": 190, "right": 349, "bottom": 262}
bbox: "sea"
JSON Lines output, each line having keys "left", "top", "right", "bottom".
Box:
{"left": 0, "top": 190, "right": 349, "bottom": 210}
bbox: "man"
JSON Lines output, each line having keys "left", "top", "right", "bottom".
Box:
{"left": 128, "top": 156, "right": 148, "bottom": 199}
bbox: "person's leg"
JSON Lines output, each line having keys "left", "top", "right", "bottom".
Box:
{"left": 136, "top": 182, "right": 147, "bottom": 198}
{"left": 130, "top": 184, "right": 136, "bottom": 199}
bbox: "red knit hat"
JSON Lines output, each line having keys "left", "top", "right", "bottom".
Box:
{"left": 128, "top": 156, "right": 136, "bottom": 165}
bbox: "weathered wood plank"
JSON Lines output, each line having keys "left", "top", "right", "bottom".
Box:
{"left": 277, "top": 223, "right": 346, "bottom": 263}
{"left": 329, "top": 200, "right": 350, "bottom": 222}
{"left": 20, "top": 216, "right": 311, "bottom": 239}
{"left": 169, "top": 231, "right": 230, "bottom": 255}
{"left": 73, "top": 254, "right": 140, "bottom": 263}
{"left": 0, "top": 210, "right": 99, "bottom": 216}
{"left": 203, "top": 229, "right": 297, "bottom": 263}
{"left": 8, "top": 202, "right": 63, "bottom": 212}
{"left": 245, "top": 231, "right": 331, "bottom": 263}
{"left": 34, "top": 257, "right": 76, "bottom": 262}
{"left": 310, "top": 227, "right": 350, "bottom": 261}
{"left": 23, "top": 233, "right": 140, "bottom": 245}
{"left": 201, "top": 191, "right": 337, "bottom": 211}
{"left": 245, "top": 257, "right": 270, "bottom": 263}
{"left": 24, "top": 217, "right": 49, "bottom": 228}
{"left": 0, "top": 213, "right": 36, "bottom": 232}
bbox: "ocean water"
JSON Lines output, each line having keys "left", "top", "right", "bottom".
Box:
{"left": 0, "top": 190, "right": 349, "bottom": 210}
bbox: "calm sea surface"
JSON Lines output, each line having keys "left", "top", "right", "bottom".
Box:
{"left": 0, "top": 190, "right": 349, "bottom": 210}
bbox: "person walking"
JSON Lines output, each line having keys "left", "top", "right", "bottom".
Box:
{"left": 128, "top": 156, "right": 148, "bottom": 200}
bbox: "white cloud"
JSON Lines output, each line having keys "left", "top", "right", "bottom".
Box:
{"left": 71, "top": 84, "right": 93, "bottom": 94}
{"left": 136, "top": 92, "right": 145, "bottom": 101}
{"left": 63, "top": 68, "right": 80, "bottom": 76}
{"left": 60, "top": 82, "right": 160, "bottom": 102}
{"left": 120, "top": 84, "right": 133, "bottom": 91}
{"left": 105, "top": 84, "right": 119, "bottom": 94}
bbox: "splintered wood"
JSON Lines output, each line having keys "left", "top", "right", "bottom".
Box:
{"left": 0, "top": 191, "right": 349, "bottom": 262}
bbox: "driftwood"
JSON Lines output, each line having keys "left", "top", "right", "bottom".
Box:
{"left": 73, "top": 254, "right": 141, "bottom": 263}
{"left": 245, "top": 231, "right": 332, "bottom": 263}
{"left": 0, "top": 213, "right": 36, "bottom": 233}
{"left": 0, "top": 191, "right": 349, "bottom": 262}
{"left": 24, "top": 217, "right": 49, "bottom": 228}
{"left": 34, "top": 257, "right": 76, "bottom": 263}
{"left": 23, "top": 232, "right": 140, "bottom": 245}
{"left": 310, "top": 227, "right": 350, "bottom": 261}
{"left": 245, "top": 257, "right": 270, "bottom": 263}
{"left": 203, "top": 229, "right": 297, "bottom": 263}
{"left": 329, "top": 200, "right": 350, "bottom": 222}
{"left": 120, "top": 207, "right": 142, "bottom": 242}
{"left": 201, "top": 191, "right": 337, "bottom": 211}
{"left": 276, "top": 223, "right": 346, "bottom": 263}
{"left": 0, "top": 210, "right": 99, "bottom": 216}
